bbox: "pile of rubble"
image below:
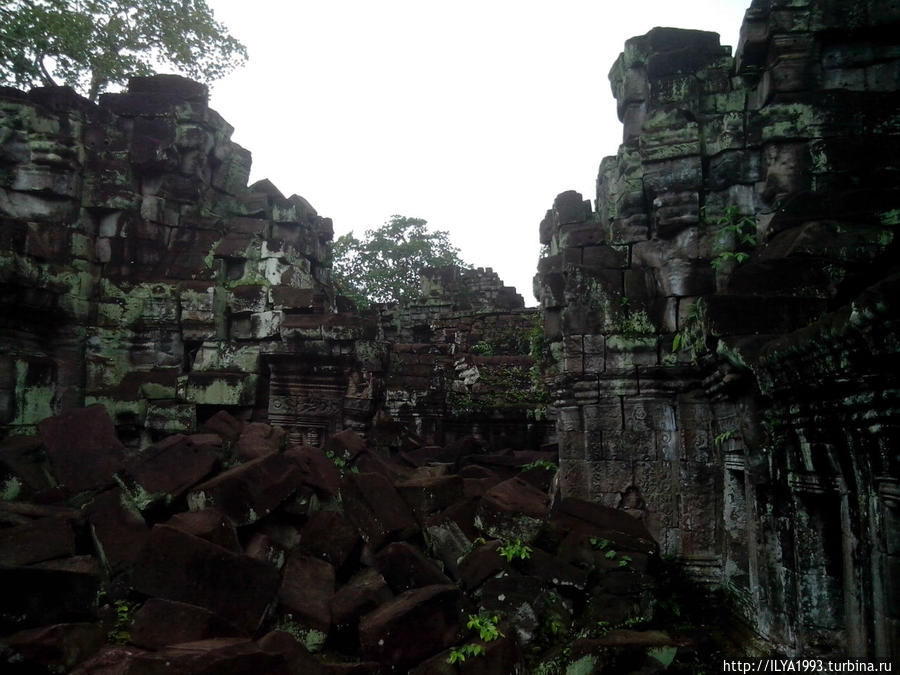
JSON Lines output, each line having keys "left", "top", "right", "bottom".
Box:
{"left": 1, "top": 406, "right": 720, "bottom": 673}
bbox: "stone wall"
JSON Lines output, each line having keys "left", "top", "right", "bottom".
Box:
{"left": 0, "top": 77, "right": 548, "bottom": 454}
{"left": 379, "top": 266, "right": 554, "bottom": 448}
{"left": 535, "top": 0, "right": 899, "bottom": 658}
{"left": 0, "top": 76, "right": 383, "bottom": 447}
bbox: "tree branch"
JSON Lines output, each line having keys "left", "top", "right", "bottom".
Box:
{"left": 36, "top": 52, "right": 57, "bottom": 86}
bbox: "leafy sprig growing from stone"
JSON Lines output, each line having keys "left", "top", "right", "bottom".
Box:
{"left": 497, "top": 539, "right": 532, "bottom": 562}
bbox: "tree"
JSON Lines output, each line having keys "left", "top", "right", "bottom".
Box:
{"left": 333, "top": 215, "right": 469, "bottom": 309}
{"left": 0, "top": 0, "right": 247, "bottom": 101}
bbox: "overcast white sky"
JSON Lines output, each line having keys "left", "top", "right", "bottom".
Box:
{"left": 205, "top": 0, "right": 750, "bottom": 305}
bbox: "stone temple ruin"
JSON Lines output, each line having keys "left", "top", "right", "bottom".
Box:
{"left": 0, "top": 0, "right": 898, "bottom": 669}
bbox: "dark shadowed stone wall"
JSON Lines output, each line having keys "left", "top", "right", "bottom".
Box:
{"left": 0, "top": 76, "right": 383, "bottom": 446}
{"left": 0, "top": 78, "right": 548, "bottom": 454}
{"left": 378, "top": 266, "right": 554, "bottom": 448}
{"left": 535, "top": 0, "right": 899, "bottom": 659}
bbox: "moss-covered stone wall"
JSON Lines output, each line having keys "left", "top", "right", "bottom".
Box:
{"left": 378, "top": 266, "right": 554, "bottom": 448}
{"left": 535, "top": 0, "right": 899, "bottom": 659}
{"left": 0, "top": 76, "right": 382, "bottom": 446}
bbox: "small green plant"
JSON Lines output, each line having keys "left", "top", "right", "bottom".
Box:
{"left": 461, "top": 536, "right": 488, "bottom": 558}
{"left": 498, "top": 539, "right": 532, "bottom": 562}
{"left": 546, "top": 615, "right": 566, "bottom": 636}
{"left": 656, "top": 597, "right": 682, "bottom": 618}
{"left": 325, "top": 450, "right": 347, "bottom": 469}
{"left": 671, "top": 298, "right": 707, "bottom": 361}
{"left": 618, "top": 555, "right": 633, "bottom": 568}
{"left": 467, "top": 613, "right": 504, "bottom": 642}
{"left": 714, "top": 429, "right": 738, "bottom": 446}
{"left": 447, "top": 643, "right": 486, "bottom": 664}
{"left": 107, "top": 599, "right": 136, "bottom": 645}
{"left": 447, "top": 613, "right": 504, "bottom": 663}
{"left": 326, "top": 451, "right": 358, "bottom": 475}
{"left": 707, "top": 205, "right": 757, "bottom": 271}
{"left": 604, "top": 549, "right": 617, "bottom": 560}
{"left": 520, "top": 459, "right": 558, "bottom": 472}
{"left": 589, "top": 537, "right": 610, "bottom": 550}
{"left": 471, "top": 340, "right": 495, "bottom": 356}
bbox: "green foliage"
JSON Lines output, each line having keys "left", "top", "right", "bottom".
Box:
{"left": 589, "top": 537, "right": 610, "bottom": 550}
{"left": 648, "top": 645, "right": 679, "bottom": 667}
{"left": 447, "top": 643, "right": 486, "bottom": 664}
{"left": 467, "top": 613, "right": 504, "bottom": 642}
{"left": 0, "top": 0, "right": 247, "bottom": 100}
{"left": 332, "top": 215, "right": 469, "bottom": 308}
{"left": 1, "top": 475, "right": 22, "bottom": 501}
{"left": 107, "top": 599, "right": 136, "bottom": 644}
{"left": 596, "top": 545, "right": 631, "bottom": 566}
{"left": 326, "top": 450, "right": 358, "bottom": 475}
{"left": 497, "top": 539, "right": 532, "bottom": 562}
{"left": 546, "top": 615, "right": 565, "bottom": 636}
{"left": 471, "top": 340, "right": 495, "bottom": 356}
{"left": 520, "top": 459, "right": 558, "bottom": 472}
{"left": 705, "top": 206, "right": 757, "bottom": 272}
{"left": 714, "top": 429, "right": 738, "bottom": 446}
{"left": 448, "top": 364, "right": 547, "bottom": 416}
{"left": 446, "top": 614, "right": 502, "bottom": 663}
{"left": 671, "top": 298, "right": 707, "bottom": 361}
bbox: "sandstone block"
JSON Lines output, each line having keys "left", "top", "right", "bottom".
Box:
{"left": 284, "top": 445, "right": 342, "bottom": 498}
{"left": 132, "top": 525, "right": 281, "bottom": 633}
{"left": 3, "top": 623, "right": 105, "bottom": 673}
{"left": 165, "top": 508, "right": 241, "bottom": 552}
{"left": 475, "top": 476, "right": 549, "bottom": 541}
{"left": 0, "top": 566, "right": 99, "bottom": 632}
{"left": 84, "top": 488, "right": 148, "bottom": 574}
{"left": 0, "top": 515, "right": 77, "bottom": 566}
{"left": 299, "top": 510, "right": 362, "bottom": 570}
{"left": 396, "top": 473, "right": 465, "bottom": 521}
{"left": 130, "top": 598, "right": 242, "bottom": 649}
{"left": 121, "top": 434, "right": 220, "bottom": 506}
{"left": 340, "top": 472, "right": 419, "bottom": 549}
{"left": 358, "top": 584, "right": 465, "bottom": 669}
{"left": 331, "top": 568, "right": 393, "bottom": 628}
{"left": 279, "top": 552, "right": 336, "bottom": 632}
{"left": 37, "top": 405, "right": 125, "bottom": 494}
{"left": 374, "top": 541, "right": 452, "bottom": 594}
{"left": 187, "top": 452, "right": 301, "bottom": 526}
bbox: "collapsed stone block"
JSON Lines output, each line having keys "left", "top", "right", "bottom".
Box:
{"left": 298, "top": 510, "right": 362, "bottom": 570}
{"left": 0, "top": 566, "right": 99, "bottom": 632}
{"left": 0, "top": 515, "right": 77, "bottom": 566}
{"left": 358, "top": 584, "right": 466, "bottom": 669}
{"left": 2, "top": 623, "right": 106, "bottom": 673}
{"left": 340, "top": 472, "right": 419, "bottom": 549}
{"left": 475, "top": 476, "right": 550, "bottom": 541}
{"left": 187, "top": 452, "right": 301, "bottom": 526}
{"left": 279, "top": 552, "right": 336, "bottom": 632}
{"left": 129, "top": 598, "right": 242, "bottom": 649}
{"left": 131, "top": 524, "right": 281, "bottom": 633}
{"left": 37, "top": 404, "right": 126, "bottom": 495}
{"left": 374, "top": 541, "right": 452, "bottom": 594}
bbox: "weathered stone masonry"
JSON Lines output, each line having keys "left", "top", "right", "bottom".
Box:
{"left": 535, "top": 0, "right": 898, "bottom": 659}
{"left": 378, "top": 266, "right": 553, "bottom": 448}
{"left": 2, "top": 0, "right": 899, "bottom": 664}
{"left": 0, "top": 76, "right": 548, "bottom": 453}
{"left": 0, "top": 76, "right": 382, "bottom": 447}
